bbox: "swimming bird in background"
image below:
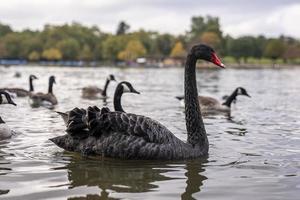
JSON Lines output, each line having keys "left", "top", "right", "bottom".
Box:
{"left": 0, "top": 91, "right": 17, "bottom": 139}
{"left": 82, "top": 74, "right": 116, "bottom": 99}
{"left": 176, "top": 87, "right": 250, "bottom": 114}
{"left": 57, "top": 81, "right": 140, "bottom": 125}
{"left": 50, "top": 44, "right": 225, "bottom": 160}
{"left": 0, "top": 74, "right": 38, "bottom": 97}
{"left": 29, "top": 76, "right": 57, "bottom": 108}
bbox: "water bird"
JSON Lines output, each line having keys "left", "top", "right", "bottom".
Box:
{"left": 176, "top": 87, "right": 250, "bottom": 114}
{"left": 0, "top": 91, "right": 17, "bottom": 105}
{"left": 57, "top": 81, "right": 140, "bottom": 125}
{"left": 0, "top": 91, "right": 17, "bottom": 139}
{"left": 29, "top": 75, "right": 57, "bottom": 108}
{"left": 0, "top": 74, "right": 38, "bottom": 97}
{"left": 50, "top": 44, "right": 224, "bottom": 160}
{"left": 82, "top": 74, "right": 116, "bottom": 99}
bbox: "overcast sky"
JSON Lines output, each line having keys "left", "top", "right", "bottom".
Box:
{"left": 1, "top": 0, "right": 300, "bottom": 38}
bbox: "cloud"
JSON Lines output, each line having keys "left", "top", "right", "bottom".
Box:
{"left": 0, "top": 0, "right": 299, "bottom": 37}
{"left": 223, "top": 3, "right": 300, "bottom": 37}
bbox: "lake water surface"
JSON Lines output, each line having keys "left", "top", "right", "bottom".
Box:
{"left": 0, "top": 66, "right": 299, "bottom": 200}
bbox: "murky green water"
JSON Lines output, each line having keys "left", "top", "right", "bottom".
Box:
{"left": 0, "top": 66, "right": 299, "bottom": 200}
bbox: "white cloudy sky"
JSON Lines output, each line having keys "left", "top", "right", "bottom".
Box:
{"left": 1, "top": 0, "right": 300, "bottom": 38}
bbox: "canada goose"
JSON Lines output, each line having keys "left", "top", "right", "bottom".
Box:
{"left": 57, "top": 81, "right": 140, "bottom": 125}
{"left": 0, "top": 75, "right": 38, "bottom": 97}
{"left": 0, "top": 91, "right": 17, "bottom": 139}
{"left": 0, "top": 91, "right": 17, "bottom": 105}
{"left": 29, "top": 76, "right": 57, "bottom": 107}
{"left": 176, "top": 87, "right": 250, "bottom": 113}
{"left": 50, "top": 44, "right": 225, "bottom": 160}
{"left": 82, "top": 74, "right": 116, "bottom": 99}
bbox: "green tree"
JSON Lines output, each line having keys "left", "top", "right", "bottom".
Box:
{"left": 0, "top": 22, "right": 12, "bottom": 38}
{"left": 0, "top": 40, "right": 7, "bottom": 58}
{"left": 190, "top": 16, "right": 222, "bottom": 40}
{"left": 79, "top": 44, "right": 93, "bottom": 61}
{"left": 227, "top": 36, "right": 257, "bottom": 63}
{"left": 0, "top": 33, "right": 23, "bottom": 58}
{"left": 56, "top": 38, "right": 80, "bottom": 60}
{"left": 116, "top": 21, "right": 130, "bottom": 35}
{"left": 264, "top": 39, "right": 285, "bottom": 62}
{"left": 102, "top": 35, "right": 127, "bottom": 61}
{"left": 155, "top": 33, "right": 175, "bottom": 56}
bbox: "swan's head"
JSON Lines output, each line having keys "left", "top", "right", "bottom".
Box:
{"left": 236, "top": 87, "right": 251, "bottom": 97}
{"left": 108, "top": 74, "right": 116, "bottom": 82}
{"left": 191, "top": 44, "right": 225, "bottom": 68}
{"left": 0, "top": 91, "right": 17, "bottom": 106}
{"left": 120, "top": 81, "right": 140, "bottom": 94}
{"left": 49, "top": 75, "right": 56, "bottom": 84}
{"left": 29, "top": 74, "right": 38, "bottom": 80}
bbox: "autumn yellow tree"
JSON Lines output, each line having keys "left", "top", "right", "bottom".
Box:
{"left": 170, "top": 41, "right": 186, "bottom": 58}
{"left": 79, "top": 44, "right": 93, "bottom": 61}
{"left": 200, "top": 32, "right": 221, "bottom": 49}
{"left": 28, "top": 51, "right": 40, "bottom": 61}
{"left": 42, "top": 48, "right": 62, "bottom": 61}
{"left": 118, "top": 39, "right": 146, "bottom": 61}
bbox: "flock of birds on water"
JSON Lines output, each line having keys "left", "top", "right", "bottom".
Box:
{"left": 0, "top": 44, "right": 251, "bottom": 160}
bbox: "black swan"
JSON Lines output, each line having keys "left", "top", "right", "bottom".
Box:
{"left": 57, "top": 81, "right": 140, "bottom": 125}
{"left": 176, "top": 87, "right": 250, "bottom": 113}
{"left": 0, "top": 91, "right": 17, "bottom": 139}
{"left": 82, "top": 74, "right": 116, "bottom": 99}
{"left": 50, "top": 44, "right": 225, "bottom": 160}
{"left": 29, "top": 76, "right": 57, "bottom": 107}
{"left": 0, "top": 74, "right": 38, "bottom": 97}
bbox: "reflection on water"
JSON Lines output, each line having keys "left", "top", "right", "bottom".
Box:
{"left": 1, "top": 66, "right": 300, "bottom": 200}
{"left": 56, "top": 154, "right": 207, "bottom": 200}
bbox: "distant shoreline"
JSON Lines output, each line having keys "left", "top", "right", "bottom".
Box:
{"left": 1, "top": 62, "right": 300, "bottom": 69}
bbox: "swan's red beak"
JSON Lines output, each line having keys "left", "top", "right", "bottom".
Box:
{"left": 211, "top": 52, "right": 225, "bottom": 68}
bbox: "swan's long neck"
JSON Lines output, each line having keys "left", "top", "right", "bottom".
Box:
{"left": 101, "top": 79, "right": 110, "bottom": 97}
{"left": 184, "top": 54, "right": 208, "bottom": 148}
{"left": 222, "top": 89, "right": 237, "bottom": 107}
{"left": 48, "top": 80, "right": 54, "bottom": 94}
{"left": 113, "top": 86, "right": 125, "bottom": 112}
{"left": 29, "top": 78, "right": 34, "bottom": 92}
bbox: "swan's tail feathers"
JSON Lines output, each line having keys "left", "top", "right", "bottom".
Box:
{"left": 66, "top": 107, "right": 88, "bottom": 135}
{"left": 55, "top": 111, "right": 69, "bottom": 125}
{"left": 175, "top": 96, "right": 184, "bottom": 101}
{"left": 87, "top": 106, "right": 110, "bottom": 136}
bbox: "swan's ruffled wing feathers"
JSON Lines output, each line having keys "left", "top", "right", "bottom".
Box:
{"left": 66, "top": 106, "right": 178, "bottom": 145}
{"left": 66, "top": 107, "right": 88, "bottom": 135}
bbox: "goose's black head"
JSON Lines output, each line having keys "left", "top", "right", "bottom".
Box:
{"left": 29, "top": 74, "right": 38, "bottom": 80}
{"left": 0, "top": 91, "right": 17, "bottom": 106}
{"left": 0, "top": 116, "right": 5, "bottom": 124}
{"left": 49, "top": 76, "right": 56, "bottom": 84}
{"left": 120, "top": 81, "right": 140, "bottom": 94}
{"left": 108, "top": 74, "right": 116, "bottom": 82}
{"left": 190, "top": 44, "right": 225, "bottom": 68}
{"left": 236, "top": 87, "right": 251, "bottom": 97}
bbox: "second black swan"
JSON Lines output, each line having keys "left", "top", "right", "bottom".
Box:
{"left": 57, "top": 81, "right": 140, "bottom": 125}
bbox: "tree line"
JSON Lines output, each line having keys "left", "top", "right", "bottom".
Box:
{"left": 0, "top": 16, "right": 299, "bottom": 64}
